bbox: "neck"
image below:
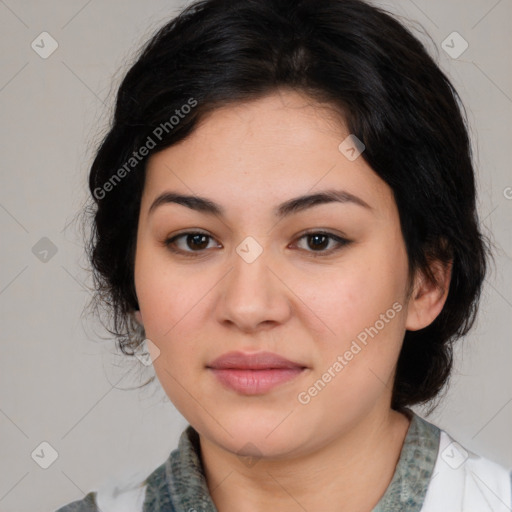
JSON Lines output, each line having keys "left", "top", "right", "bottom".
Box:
{"left": 199, "top": 407, "right": 412, "bottom": 512}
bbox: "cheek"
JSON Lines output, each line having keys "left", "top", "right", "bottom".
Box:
{"left": 133, "top": 244, "right": 220, "bottom": 401}
{"left": 294, "top": 272, "right": 406, "bottom": 420}
{"left": 292, "top": 242, "right": 408, "bottom": 383}
{"left": 294, "top": 252, "right": 405, "bottom": 340}
{"left": 134, "top": 242, "right": 206, "bottom": 337}
{"left": 134, "top": 253, "right": 207, "bottom": 408}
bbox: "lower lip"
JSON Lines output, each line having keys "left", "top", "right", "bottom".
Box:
{"left": 209, "top": 368, "right": 305, "bottom": 395}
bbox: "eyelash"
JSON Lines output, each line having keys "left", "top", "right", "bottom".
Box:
{"left": 163, "top": 230, "right": 351, "bottom": 258}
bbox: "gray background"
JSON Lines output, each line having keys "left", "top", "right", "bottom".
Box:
{"left": 0, "top": 1, "right": 510, "bottom": 511}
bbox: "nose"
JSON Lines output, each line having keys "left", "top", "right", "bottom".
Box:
{"left": 217, "top": 242, "right": 292, "bottom": 333}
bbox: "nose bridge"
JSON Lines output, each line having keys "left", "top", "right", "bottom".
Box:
{"left": 218, "top": 235, "right": 290, "bottom": 330}
{"left": 230, "top": 234, "right": 275, "bottom": 303}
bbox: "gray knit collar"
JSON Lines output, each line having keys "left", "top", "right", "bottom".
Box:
{"left": 142, "top": 409, "right": 440, "bottom": 512}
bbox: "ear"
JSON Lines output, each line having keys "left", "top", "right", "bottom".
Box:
{"left": 405, "top": 258, "right": 453, "bottom": 331}
{"left": 134, "top": 310, "right": 143, "bottom": 325}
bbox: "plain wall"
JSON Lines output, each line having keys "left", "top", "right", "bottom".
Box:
{"left": 0, "top": 1, "right": 510, "bottom": 510}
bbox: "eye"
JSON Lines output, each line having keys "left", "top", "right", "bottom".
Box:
{"left": 293, "top": 231, "right": 351, "bottom": 256}
{"left": 163, "top": 230, "right": 351, "bottom": 258}
{"left": 164, "top": 231, "right": 221, "bottom": 256}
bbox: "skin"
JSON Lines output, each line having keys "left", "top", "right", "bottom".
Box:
{"left": 133, "top": 89, "right": 452, "bottom": 512}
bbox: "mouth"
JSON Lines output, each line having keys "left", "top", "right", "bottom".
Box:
{"left": 206, "top": 351, "right": 308, "bottom": 395}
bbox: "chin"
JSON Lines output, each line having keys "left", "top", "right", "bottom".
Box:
{"left": 202, "top": 411, "right": 310, "bottom": 458}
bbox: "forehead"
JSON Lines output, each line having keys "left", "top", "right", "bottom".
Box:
{"left": 142, "top": 90, "right": 395, "bottom": 220}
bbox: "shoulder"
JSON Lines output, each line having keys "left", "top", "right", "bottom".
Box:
{"left": 55, "top": 468, "right": 149, "bottom": 512}
{"left": 421, "top": 427, "right": 512, "bottom": 512}
{"left": 54, "top": 426, "right": 196, "bottom": 512}
{"left": 55, "top": 491, "right": 99, "bottom": 512}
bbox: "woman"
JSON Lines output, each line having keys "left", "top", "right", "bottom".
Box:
{"left": 56, "top": 0, "right": 511, "bottom": 510}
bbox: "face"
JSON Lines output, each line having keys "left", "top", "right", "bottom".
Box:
{"left": 134, "top": 89, "right": 414, "bottom": 459}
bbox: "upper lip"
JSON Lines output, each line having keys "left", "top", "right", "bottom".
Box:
{"left": 207, "top": 351, "right": 306, "bottom": 370}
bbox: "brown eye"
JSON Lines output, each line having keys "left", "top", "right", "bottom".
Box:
{"left": 184, "top": 233, "right": 210, "bottom": 250}
{"left": 164, "top": 230, "right": 350, "bottom": 258}
{"left": 294, "top": 231, "right": 351, "bottom": 256}
{"left": 306, "top": 233, "right": 330, "bottom": 250}
{"left": 164, "top": 231, "right": 220, "bottom": 255}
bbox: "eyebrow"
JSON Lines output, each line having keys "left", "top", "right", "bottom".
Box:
{"left": 148, "top": 188, "right": 373, "bottom": 219}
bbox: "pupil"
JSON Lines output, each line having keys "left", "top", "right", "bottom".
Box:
{"left": 189, "top": 234, "right": 208, "bottom": 250}
{"left": 309, "top": 234, "right": 328, "bottom": 250}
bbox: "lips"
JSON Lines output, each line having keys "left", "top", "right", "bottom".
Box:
{"left": 207, "top": 351, "right": 307, "bottom": 395}
{"left": 207, "top": 351, "right": 306, "bottom": 370}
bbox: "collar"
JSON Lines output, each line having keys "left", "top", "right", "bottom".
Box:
{"left": 372, "top": 408, "right": 440, "bottom": 511}
{"left": 142, "top": 409, "right": 441, "bottom": 512}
